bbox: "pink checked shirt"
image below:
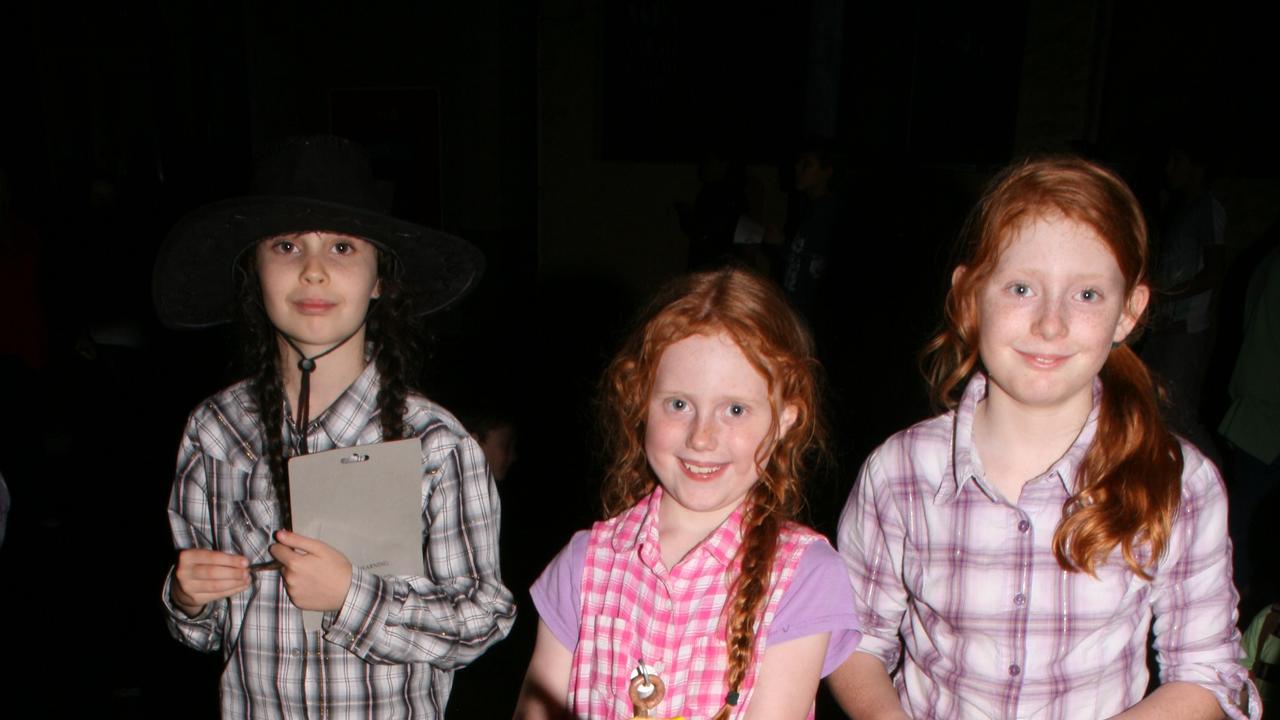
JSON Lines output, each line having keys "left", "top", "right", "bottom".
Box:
{"left": 556, "top": 487, "right": 825, "bottom": 719}
{"left": 838, "top": 373, "right": 1259, "bottom": 719}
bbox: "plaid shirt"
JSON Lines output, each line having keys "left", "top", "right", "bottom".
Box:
{"left": 163, "top": 362, "right": 516, "bottom": 719}
{"left": 838, "top": 373, "right": 1259, "bottom": 720}
{"left": 569, "top": 487, "right": 822, "bottom": 719}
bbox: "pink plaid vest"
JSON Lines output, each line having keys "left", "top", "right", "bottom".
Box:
{"left": 569, "top": 487, "right": 821, "bottom": 719}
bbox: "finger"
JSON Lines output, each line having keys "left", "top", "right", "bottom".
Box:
{"left": 176, "top": 574, "right": 250, "bottom": 604}
{"left": 186, "top": 563, "right": 252, "bottom": 582}
{"left": 274, "top": 530, "right": 327, "bottom": 555}
{"left": 268, "top": 543, "right": 294, "bottom": 565}
{"left": 180, "top": 549, "right": 249, "bottom": 568}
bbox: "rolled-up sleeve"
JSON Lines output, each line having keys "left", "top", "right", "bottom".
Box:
{"left": 1151, "top": 445, "right": 1261, "bottom": 719}
{"left": 837, "top": 447, "right": 908, "bottom": 671}
{"left": 163, "top": 417, "right": 228, "bottom": 652}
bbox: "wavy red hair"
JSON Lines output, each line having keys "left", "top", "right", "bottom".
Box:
{"left": 923, "top": 155, "right": 1182, "bottom": 579}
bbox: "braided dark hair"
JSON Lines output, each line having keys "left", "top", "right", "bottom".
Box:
{"left": 235, "top": 242, "right": 422, "bottom": 529}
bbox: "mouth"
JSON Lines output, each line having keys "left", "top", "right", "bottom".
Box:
{"left": 680, "top": 459, "right": 726, "bottom": 479}
{"left": 293, "top": 299, "right": 337, "bottom": 315}
{"left": 1017, "top": 351, "right": 1070, "bottom": 369}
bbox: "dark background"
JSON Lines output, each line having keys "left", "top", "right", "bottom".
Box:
{"left": 1, "top": 0, "right": 1277, "bottom": 717}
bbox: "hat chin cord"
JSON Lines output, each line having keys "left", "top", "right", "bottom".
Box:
{"left": 276, "top": 321, "right": 367, "bottom": 456}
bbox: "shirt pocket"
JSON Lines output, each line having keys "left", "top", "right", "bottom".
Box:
{"left": 579, "top": 613, "right": 638, "bottom": 717}
{"left": 220, "top": 499, "right": 281, "bottom": 566}
{"left": 683, "top": 631, "right": 732, "bottom": 718}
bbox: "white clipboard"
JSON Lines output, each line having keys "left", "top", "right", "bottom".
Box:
{"left": 288, "top": 437, "right": 424, "bottom": 631}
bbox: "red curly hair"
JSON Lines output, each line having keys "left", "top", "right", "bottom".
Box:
{"left": 923, "top": 155, "right": 1182, "bottom": 579}
{"left": 598, "top": 266, "right": 826, "bottom": 718}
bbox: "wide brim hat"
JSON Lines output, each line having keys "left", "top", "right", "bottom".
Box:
{"left": 154, "top": 135, "right": 483, "bottom": 329}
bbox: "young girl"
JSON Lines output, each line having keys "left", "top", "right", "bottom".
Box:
{"left": 513, "top": 267, "right": 860, "bottom": 719}
{"left": 154, "top": 136, "right": 515, "bottom": 718}
{"left": 830, "top": 156, "right": 1258, "bottom": 719}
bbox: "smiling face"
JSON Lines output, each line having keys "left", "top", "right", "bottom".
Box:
{"left": 974, "top": 214, "right": 1148, "bottom": 416}
{"left": 643, "top": 332, "right": 797, "bottom": 530}
{"left": 255, "top": 231, "right": 381, "bottom": 357}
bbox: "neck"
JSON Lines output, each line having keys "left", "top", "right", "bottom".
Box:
{"left": 656, "top": 491, "right": 740, "bottom": 570}
{"left": 972, "top": 385, "right": 1092, "bottom": 501}
{"left": 278, "top": 330, "right": 369, "bottom": 422}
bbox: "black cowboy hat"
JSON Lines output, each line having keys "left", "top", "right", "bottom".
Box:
{"left": 153, "top": 135, "right": 483, "bottom": 329}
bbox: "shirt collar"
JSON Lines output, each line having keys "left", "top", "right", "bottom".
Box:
{"left": 286, "top": 360, "right": 380, "bottom": 451}
{"left": 611, "top": 485, "right": 747, "bottom": 569}
{"left": 941, "top": 372, "right": 1102, "bottom": 504}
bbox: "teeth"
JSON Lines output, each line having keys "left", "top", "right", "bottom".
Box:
{"left": 682, "top": 461, "right": 720, "bottom": 474}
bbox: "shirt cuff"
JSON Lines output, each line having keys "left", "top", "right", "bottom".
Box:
{"left": 160, "top": 566, "right": 218, "bottom": 624}
{"left": 325, "top": 567, "right": 393, "bottom": 659}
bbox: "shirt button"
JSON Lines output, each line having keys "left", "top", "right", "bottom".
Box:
{"left": 1017, "top": 520, "right": 1030, "bottom": 533}
{"left": 1009, "top": 664, "right": 1021, "bottom": 676}
{"left": 1014, "top": 593, "right": 1026, "bottom": 606}
{"left": 291, "top": 649, "right": 301, "bottom": 657}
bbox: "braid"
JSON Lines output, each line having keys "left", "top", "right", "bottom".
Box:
{"left": 235, "top": 261, "right": 292, "bottom": 529}
{"left": 251, "top": 354, "right": 292, "bottom": 528}
{"left": 711, "top": 474, "right": 787, "bottom": 720}
{"left": 367, "top": 252, "right": 421, "bottom": 441}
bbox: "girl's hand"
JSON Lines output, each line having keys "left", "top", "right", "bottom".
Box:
{"left": 269, "top": 530, "right": 353, "bottom": 612}
{"left": 173, "top": 548, "right": 250, "bottom": 617}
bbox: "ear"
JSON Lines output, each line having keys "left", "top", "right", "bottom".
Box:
{"left": 778, "top": 403, "right": 799, "bottom": 437}
{"left": 371, "top": 279, "right": 382, "bottom": 300}
{"left": 1114, "top": 283, "right": 1150, "bottom": 343}
{"left": 951, "top": 265, "right": 968, "bottom": 288}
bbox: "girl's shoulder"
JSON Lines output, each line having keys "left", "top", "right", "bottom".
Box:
{"left": 184, "top": 378, "right": 259, "bottom": 434}
{"left": 1173, "top": 436, "right": 1227, "bottom": 506}
{"left": 180, "top": 378, "right": 263, "bottom": 465}
{"left": 858, "top": 410, "right": 958, "bottom": 482}
{"left": 401, "top": 392, "right": 476, "bottom": 445}
{"left": 778, "top": 520, "right": 831, "bottom": 547}
{"left": 879, "top": 410, "right": 957, "bottom": 453}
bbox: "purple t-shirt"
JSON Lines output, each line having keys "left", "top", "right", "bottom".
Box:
{"left": 531, "top": 529, "right": 861, "bottom": 677}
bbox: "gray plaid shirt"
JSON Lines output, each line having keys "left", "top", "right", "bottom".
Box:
{"left": 164, "top": 362, "right": 515, "bottom": 719}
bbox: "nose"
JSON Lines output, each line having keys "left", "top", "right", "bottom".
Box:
{"left": 1032, "top": 298, "right": 1068, "bottom": 340}
{"left": 300, "top": 241, "right": 327, "bottom": 284}
{"left": 686, "top": 413, "right": 717, "bottom": 452}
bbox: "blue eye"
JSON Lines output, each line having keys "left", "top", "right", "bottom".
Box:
{"left": 728, "top": 404, "right": 746, "bottom": 417}
{"left": 668, "top": 398, "right": 688, "bottom": 411}
{"left": 1010, "top": 283, "right": 1031, "bottom": 297}
{"left": 1080, "top": 288, "right": 1099, "bottom": 301}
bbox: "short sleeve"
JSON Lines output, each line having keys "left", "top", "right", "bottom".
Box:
{"left": 769, "top": 540, "right": 862, "bottom": 677}
{"left": 530, "top": 530, "right": 590, "bottom": 652}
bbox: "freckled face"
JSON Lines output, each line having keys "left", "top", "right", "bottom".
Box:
{"left": 975, "top": 214, "right": 1147, "bottom": 414}
{"left": 255, "top": 231, "right": 380, "bottom": 356}
{"left": 644, "top": 332, "right": 796, "bottom": 529}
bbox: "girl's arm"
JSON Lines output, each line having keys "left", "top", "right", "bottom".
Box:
{"left": 744, "top": 632, "right": 829, "bottom": 719}
{"left": 830, "top": 448, "right": 912, "bottom": 713}
{"left": 1141, "top": 446, "right": 1260, "bottom": 719}
{"left": 1108, "top": 682, "right": 1228, "bottom": 719}
{"left": 826, "top": 652, "right": 910, "bottom": 720}
{"left": 512, "top": 620, "right": 574, "bottom": 720}
{"left": 164, "top": 417, "right": 234, "bottom": 650}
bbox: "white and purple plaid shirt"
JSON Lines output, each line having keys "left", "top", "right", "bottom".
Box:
{"left": 163, "top": 362, "right": 516, "bottom": 719}
{"left": 838, "top": 373, "right": 1259, "bottom": 720}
